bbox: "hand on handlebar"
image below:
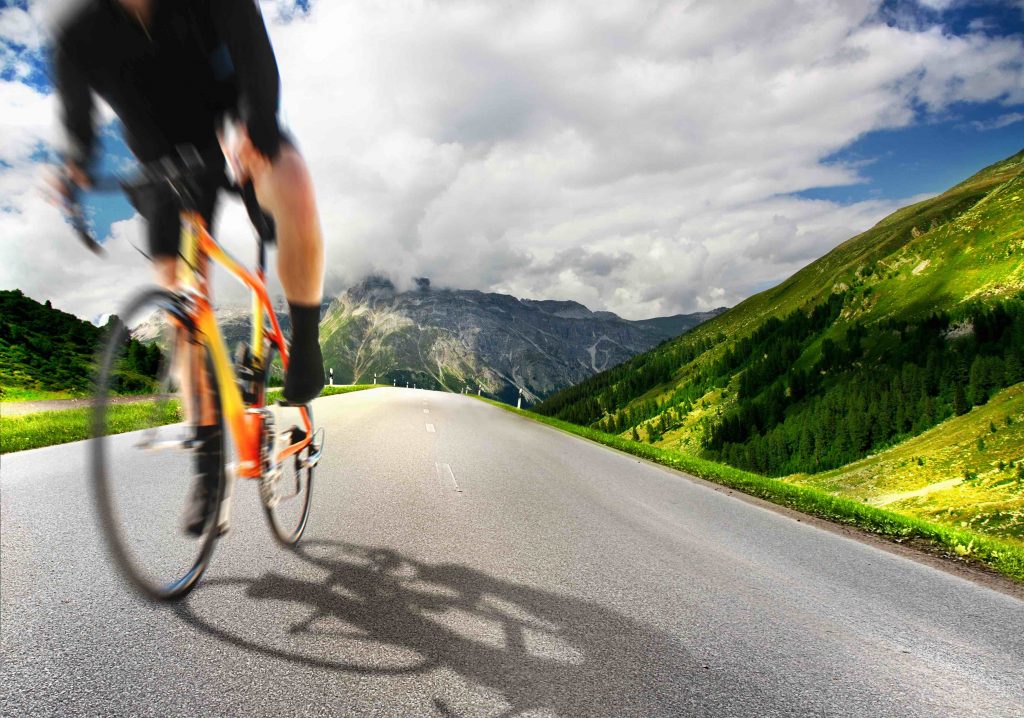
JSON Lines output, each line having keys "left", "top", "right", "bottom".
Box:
{"left": 220, "top": 122, "right": 270, "bottom": 185}
{"left": 45, "top": 160, "right": 104, "bottom": 255}
{"left": 64, "top": 160, "right": 92, "bottom": 191}
{"left": 43, "top": 160, "right": 90, "bottom": 206}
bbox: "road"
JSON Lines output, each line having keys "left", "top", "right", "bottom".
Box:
{"left": 2, "top": 387, "right": 1023, "bottom": 717}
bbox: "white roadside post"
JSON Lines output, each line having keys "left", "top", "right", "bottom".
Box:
{"left": 517, "top": 387, "right": 522, "bottom": 410}
{"left": 329, "top": 368, "right": 333, "bottom": 386}
{"left": 373, "top": 372, "right": 377, "bottom": 385}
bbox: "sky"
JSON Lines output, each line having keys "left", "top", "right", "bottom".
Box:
{"left": 1, "top": 0, "right": 1022, "bottom": 322}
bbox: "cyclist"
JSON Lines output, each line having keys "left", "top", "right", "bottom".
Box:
{"left": 51, "top": 0, "right": 325, "bottom": 533}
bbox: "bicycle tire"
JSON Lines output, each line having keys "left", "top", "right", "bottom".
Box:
{"left": 91, "top": 287, "right": 224, "bottom": 601}
{"left": 260, "top": 344, "right": 314, "bottom": 546}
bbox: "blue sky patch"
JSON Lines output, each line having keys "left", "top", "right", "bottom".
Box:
{"left": 798, "top": 99, "right": 1024, "bottom": 204}
{"left": 879, "top": 0, "right": 1024, "bottom": 37}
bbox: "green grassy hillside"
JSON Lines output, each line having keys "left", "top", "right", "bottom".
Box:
{"left": 1, "top": 289, "right": 105, "bottom": 400}
{"left": 0, "top": 289, "right": 159, "bottom": 400}
{"left": 689, "top": 148, "right": 1024, "bottom": 344}
{"left": 537, "top": 149, "right": 1024, "bottom": 544}
{"left": 797, "top": 382, "right": 1024, "bottom": 542}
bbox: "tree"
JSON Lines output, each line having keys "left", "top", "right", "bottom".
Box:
{"left": 953, "top": 383, "right": 968, "bottom": 416}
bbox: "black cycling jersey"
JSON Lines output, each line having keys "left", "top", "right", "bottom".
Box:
{"left": 52, "top": 0, "right": 286, "bottom": 257}
{"left": 53, "top": 0, "right": 283, "bottom": 166}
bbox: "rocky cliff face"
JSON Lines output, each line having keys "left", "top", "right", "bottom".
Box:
{"left": 320, "top": 277, "right": 724, "bottom": 404}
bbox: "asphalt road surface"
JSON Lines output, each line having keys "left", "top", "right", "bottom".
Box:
{"left": 2, "top": 388, "right": 1023, "bottom": 717}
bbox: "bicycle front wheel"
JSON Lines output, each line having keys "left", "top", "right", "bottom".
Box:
{"left": 91, "top": 287, "right": 224, "bottom": 601}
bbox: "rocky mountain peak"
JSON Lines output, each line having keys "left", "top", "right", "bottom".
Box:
{"left": 521, "top": 299, "right": 598, "bottom": 320}
{"left": 320, "top": 278, "right": 726, "bottom": 404}
{"left": 349, "top": 275, "right": 397, "bottom": 303}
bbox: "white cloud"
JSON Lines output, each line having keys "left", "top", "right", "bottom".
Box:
{"left": 971, "top": 111, "right": 1024, "bottom": 131}
{"left": 0, "top": 6, "right": 43, "bottom": 49}
{"left": 1, "top": 0, "right": 1023, "bottom": 321}
{"left": 916, "top": 0, "right": 957, "bottom": 10}
{"left": 0, "top": 79, "right": 53, "bottom": 164}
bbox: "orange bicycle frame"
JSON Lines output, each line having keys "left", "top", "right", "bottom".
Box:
{"left": 177, "top": 210, "right": 312, "bottom": 479}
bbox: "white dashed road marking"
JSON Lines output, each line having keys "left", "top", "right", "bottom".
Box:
{"left": 425, "top": 424, "right": 435, "bottom": 433}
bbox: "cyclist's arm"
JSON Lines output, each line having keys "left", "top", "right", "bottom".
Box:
{"left": 209, "top": 0, "right": 282, "bottom": 160}
{"left": 52, "top": 33, "right": 95, "bottom": 173}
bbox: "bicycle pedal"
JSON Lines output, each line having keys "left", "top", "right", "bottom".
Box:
{"left": 300, "top": 427, "right": 326, "bottom": 469}
{"left": 137, "top": 437, "right": 194, "bottom": 451}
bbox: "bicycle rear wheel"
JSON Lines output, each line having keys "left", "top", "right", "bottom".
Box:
{"left": 91, "top": 288, "right": 224, "bottom": 601}
{"left": 258, "top": 344, "right": 315, "bottom": 546}
{"left": 264, "top": 436, "right": 315, "bottom": 546}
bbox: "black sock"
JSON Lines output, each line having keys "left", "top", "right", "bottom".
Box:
{"left": 283, "top": 301, "right": 325, "bottom": 403}
{"left": 186, "top": 425, "right": 222, "bottom": 535}
{"left": 194, "top": 424, "right": 222, "bottom": 481}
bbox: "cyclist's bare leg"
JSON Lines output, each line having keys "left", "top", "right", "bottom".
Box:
{"left": 234, "top": 134, "right": 325, "bottom": 402}
{"left": 155, "top": 255, "right": 176, "bottom": 289}
{"left": 248, "top": 146, "right": 324, "bottom": 306}
{"left": 155, "top": 255, "right": 221, "bottom": 533}
{"left": 154, "top": 256, "right": 216, "bottom": 427}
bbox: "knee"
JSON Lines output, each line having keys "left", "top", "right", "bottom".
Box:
{"left": 154, "top": 256, "right": 177, "bottom": 288}
{"left": 261, "top": 148, "right": 314, "bottom": 203}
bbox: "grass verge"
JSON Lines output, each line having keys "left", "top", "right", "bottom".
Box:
{"left": 0, "top": 388, "right": 82, "bottom": 403}
{"left": 1, "top": 401, "right": 182, "bottom": 454}
{"left": 266, "top": 383, "right": 379, "bottom": 402}
{"left": 479, "top": 398, "right": 1024, "bottom": 584}
{"left": 1, "top": 384, "right": 381, "bottom": 455}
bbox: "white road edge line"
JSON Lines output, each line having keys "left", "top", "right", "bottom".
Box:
{"left": 425, "top": 423, "right": 435, "bottom": 433}
{"left": 423, "top": 409, "right": 430, "bottom": 413}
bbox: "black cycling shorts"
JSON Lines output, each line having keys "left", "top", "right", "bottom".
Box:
{"left": 133, "top": 155, "right": 225, "bottom": 259}
{"left": 135, "top": 134, "right": 293, "bottom": 258}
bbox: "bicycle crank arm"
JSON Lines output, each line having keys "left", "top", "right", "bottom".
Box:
{"left": 136, "top": 437, "right": 198, "bottom": 451}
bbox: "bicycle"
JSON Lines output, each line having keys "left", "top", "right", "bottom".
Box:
{"left": 66, "top": 148, "right": 324, "bottom": 601}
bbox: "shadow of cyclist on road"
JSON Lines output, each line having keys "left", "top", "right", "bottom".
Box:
{"left": 175, "top": 540, "right": 738, "bottom": 717}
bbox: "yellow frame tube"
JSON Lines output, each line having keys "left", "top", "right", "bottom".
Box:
{"left": 179, "top": 212, "right": 312, "bottom": 474}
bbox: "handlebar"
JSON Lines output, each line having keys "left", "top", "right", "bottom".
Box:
{"left": 62, "top": 175, "right": 124, "bottom": 255}
{"left": 61, "top": 145, "right": 273, "bottom": 256}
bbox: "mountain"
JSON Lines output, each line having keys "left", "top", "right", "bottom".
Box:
{"left": 319, "top": 277, "right": 725, "bottom": 403}
{"left": 536, "top": 149, "right": 1024, "bottom": 541}
{"left": 634, "top": 311, "right": 729, "bottom": 338}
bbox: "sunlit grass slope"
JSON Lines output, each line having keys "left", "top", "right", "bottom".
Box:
{"left": 796, "top": 382, "right": 1024, "bottom": 543}
{"left": 537, "top": 149, "right": 1024, "bottom": 546}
